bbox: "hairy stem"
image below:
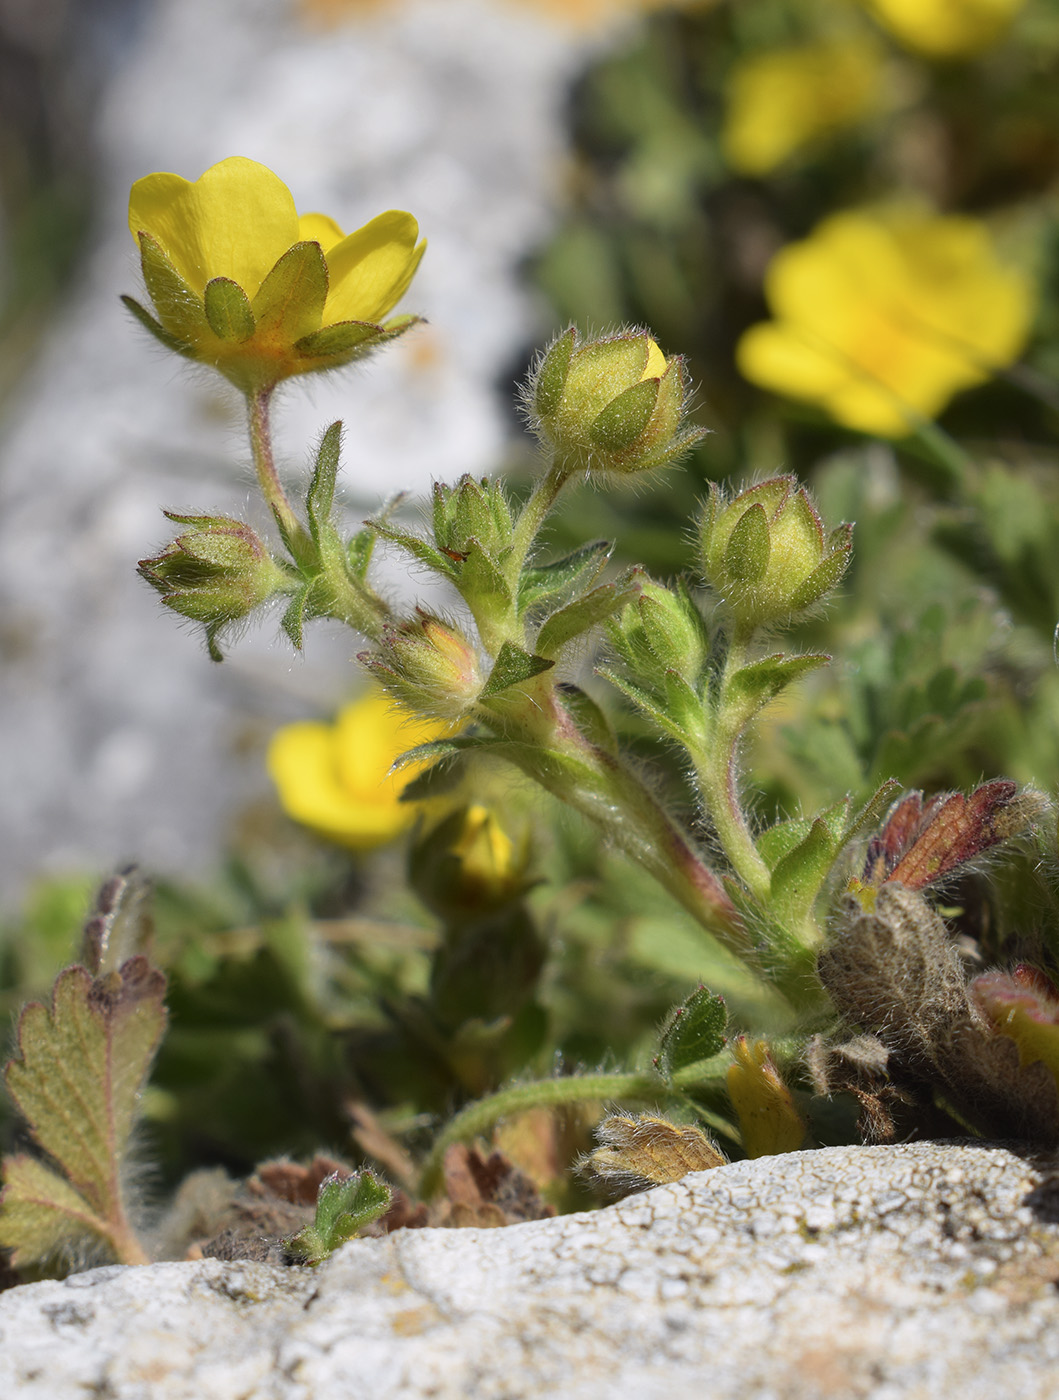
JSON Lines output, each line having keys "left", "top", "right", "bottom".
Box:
{"left": 247, "top": 388, "right": 306, "bottom": 551}
{"left": 691, "top": 628, "right": 772, "bottom": 905}
{"left": 505, "top": 456, "right": 575, "bottom": 591}
{"left": 418, "top": 1059, "right": 731, "bottom": 1198}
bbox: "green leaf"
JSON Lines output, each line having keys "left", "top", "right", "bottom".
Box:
{"left": 518, "top": 540, "right": 612, "bottom": 615}
{"left": 295, "top": 320, "right": 381, "bottom": 358}
{"left": 284, "top": 1170, "right": 392, "bottom": 1265}
{"left": 281, "top": 577, "right": 328, "bottom": 650}
{"left": 536, "top": 577, "right": 640, "bottom": 659}
{"left": 597, "top": 666, "right": 683, "bottom": 743}
{"left": 307, "top": 421, "right": 343, "bottom": 545}
{"left": 203, "top": 277, "right": 256, "bottom": 342}
{"left": 479, "top": 641, "right": 555, "bottom": 700}
{"left": 252, "top": 241, "right": 328, "bottom": 343}
{"left": 769, "top": 800, "right": 851, "bottom": 923}
{"left": 726, "top": 653, "right": 829, "bottom": 726}
{"left": 368, "top": 519, "right": 459, "bottom": 581}
{"left": 0, "top": 957, "right": 167, "bottom": 1269}
{"left": 656, "top": 985, "right": 728, "bottom": 1082}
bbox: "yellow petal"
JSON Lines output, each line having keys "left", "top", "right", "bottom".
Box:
{"left": 128, "top": 157, "right": 299, "bottom": 298}
{"left": 323, "top": 210, "right": 426, "bottom": 325}
{"left": 737, "top": 322, "right": 848, "bottom": 400}
{"left": 297, "top": 211, "right": 346, "bottom": 251}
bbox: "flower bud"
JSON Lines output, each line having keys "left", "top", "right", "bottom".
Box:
{"left": 411, "top": 804, "right": 528, "bottom": 921}
{"left": 360, "top": 610, "right": 482, "bottom": 721}
{"left": 432, "top": 475, "right": 514, "bottom": 562}
{"left": 612, "top": 576, "right": 709, "bottom": 684}
{"left": 528, "top": 327, "right": 705, "bottom": 475}
{"left": 138, "top": 512, "right": 288, "bottom": 659}
{"left": 698, "top": 476, "right": 851, "bottom": 631}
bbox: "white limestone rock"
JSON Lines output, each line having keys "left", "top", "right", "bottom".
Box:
{"left": 2, "top": 1141, "right": 1059, "bottom": 1398}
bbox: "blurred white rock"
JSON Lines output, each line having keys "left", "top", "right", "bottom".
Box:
{"left": 0, "top": 0, "right": 635, "bottom": 901}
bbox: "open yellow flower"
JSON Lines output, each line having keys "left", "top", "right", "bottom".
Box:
{"left": 722, "top": 37, "right": 886, "bottom": 176}
{"left": 125, "top": 157, "right": 425, "bottom": 392}
{"left": 267, "top": 687, "right": 449, "bottom": 850}
{"left": 860, "top": 0, "right": 1024, "bottom": 58}
{"left": 736, "top": 208, "right": 1034, "bottom": 438}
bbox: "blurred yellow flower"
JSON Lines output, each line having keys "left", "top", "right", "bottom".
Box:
{"left": 736, "top": 208, "right": 1034, "bottom": 438}
{"left": 722, "top": 37, "right": 886, "bottom": 175}
{"left": 860, "top": 0, "right": 1024, "bottom": 57}
{"left": 267, "top": 688, "right": 449, "bottom": 849}
{"left": 126, "top": 157, "right": 424, "bottom": 391}
{"left": 300, "top": 0, "right": 714, "bottom": 30}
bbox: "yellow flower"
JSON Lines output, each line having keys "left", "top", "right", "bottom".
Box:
{"left": 736, "top": 208, "right": 1033, "bottom": 438}
{"left": 860, "top": 0, "right": 1024, "bottom": 58}
{"left": 722, "top": 37, "right": 886, "bottom": 176}
{"left": 267, "top": 687, "right": 449, "bottom": 849}
{"left": 125, "top": 156, "right": 425, "bottom": 392}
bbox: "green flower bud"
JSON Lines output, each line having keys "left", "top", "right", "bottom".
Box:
{"left": 698, "top": 477, "right": 852, "bottom": 631}
{"left": 432, "top": 475, "right": 514, "bottom": 562}
{"left": 360, "top": 611, "right": 482, "bottom": 721}
{"left": 610, "top": 575, "right": 709, "bottom": 684}
{"left": 528, "top": 327, "right": 705, "bottom": 475}
{"left": 138, "top": 512, "right": 288, "bottom": 659}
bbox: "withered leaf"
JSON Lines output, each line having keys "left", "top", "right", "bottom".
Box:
{"left": 580, "top": 1112, "right": 726, "bottom": 1194}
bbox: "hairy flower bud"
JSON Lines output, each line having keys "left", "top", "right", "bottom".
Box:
{"left": 411, "top": 804, "right": 528, "bottom": 921}
{"left": 360, "top": 611, "right": 482, "bottom": 721}
{"left": 698, "top": 476, "right": 851, "bottom": 631}
{"left": 432, "top": 475, "right": 514, "bottom": 562}
{"left": 528, "top": 326, "right": 705, "bottom": 475}
{"left": 138, "top": 512, "right": 288, "bottom": 659}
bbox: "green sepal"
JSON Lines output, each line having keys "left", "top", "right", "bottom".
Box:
{"left": 479, "top": 641, "right": 554, "bottom": 700}
{"left": 203, "top": 277, "right": 256, "bottom": 342}
{"left": 460, "top": 538, "right": 514, "bottom": 618}
{"left": 367, "top": 519, "right": 459, "bottom": 581}
{"left": 661, "top": 670, "right": 709, "bottom": 745}
{"left": 284, "top": 1170, "right": 392, "bottom": 1266}
{"left": 136, "top": 232, "right": 210, "bottom": 346}
{"left": 656, "top": 985, "right": 728, "bottom": 1082}
{"left": 533, "top": 326, "right": 576, "bottom": 418}
{"left": 121, "top": 295, "right": 194, "bottom": 358}
{"left": 347, "top": 526, "right": 376, "bottom": 581}
{"left": 382, "top": 313, "right": 420, "bottom": 336}
{"left": 517, "top": 540, "right": 612, "bottom": 615}
{"left": 769, "top": 799, "right": 852, "bottom": 923}
{"left": 295, "top": 319, "right": 382, "bottom": 357}
{"left": 557, "top": 682, "right": 618, "bottom": 755}
{"left": 725, "top": 653, "right": 829, "bottom": 727}
{"left": 725, "top": 503, "right": 771, "bottom": 583}
{"left": 307, "top": 421, "right": 342, "bottom": 546}
{"left": 788, "top": 526, "right": 853, "bottom": 610}
{"left": 252, "top": 241, "right": 329, "bottom": 343}
{"left": 588, "top": 377, "right": 658, "bottom": 451}
{"left": 535, "top": 575, "right": 640, "bottom": 659}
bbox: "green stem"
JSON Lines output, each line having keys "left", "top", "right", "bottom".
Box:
{"left": 247, "top": 388, "right": 306, "bottom": 551}
{"left": 505, "top": 456, "right": 574, "bottom": 590}
{"left": 418, "top": 1061, "right": 730, "bottom": 1198}
{"left": 692, "top": 628, "right": 771, "bottom": 904}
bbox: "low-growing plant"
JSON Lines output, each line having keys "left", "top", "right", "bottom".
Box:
{"left": 3, "top": 148, "right": 1059, "bottom": 1278}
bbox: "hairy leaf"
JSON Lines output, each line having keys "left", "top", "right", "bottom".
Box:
{"left": 656, "top": 985, "right": 727, "bottom": 1080}
{"left": 0, "top": 957, "right": 167, "bottom": 1268}
{"left": 284, "top": 1169, "right": 392, "bottom": 1264}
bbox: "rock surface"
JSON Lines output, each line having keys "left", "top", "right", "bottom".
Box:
{"left": 2, "top": 1141, "right": 1059, "bottom": 1398}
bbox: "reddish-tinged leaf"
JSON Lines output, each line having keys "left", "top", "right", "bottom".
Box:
{"left": 858, "top": 781, "right": 1046, "bottom": 893}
